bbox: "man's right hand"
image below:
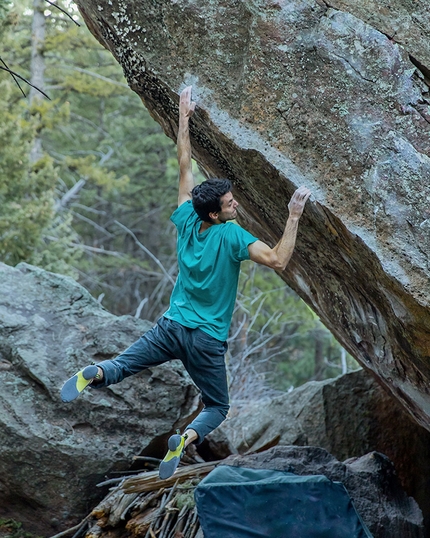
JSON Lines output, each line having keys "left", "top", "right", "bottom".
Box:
{"left": 288, "top": 186, "right": 311, "bottom": 219}
{"left": 248, "top": 185, "right": 311, "bottom": 270}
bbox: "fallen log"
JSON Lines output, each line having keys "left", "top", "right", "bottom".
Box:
{"left": 122, "top": 462, "right": 220, "bottom": 495}
{"left": 83, "top": 463, "right": 218, "bottom": 538}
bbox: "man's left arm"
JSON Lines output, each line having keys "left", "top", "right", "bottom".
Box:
{"left": 248, "top": 186, "right": 311, "bottom": 270}
{"left": 177, "top": 86, "right": 196, "bottom": 207}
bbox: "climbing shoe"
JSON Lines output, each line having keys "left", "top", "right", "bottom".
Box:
{"left": 60, "top": 365, "right": 99, "bottom": 402}
{"left": 159, "top": 431, "right": 187, "bottom": 480}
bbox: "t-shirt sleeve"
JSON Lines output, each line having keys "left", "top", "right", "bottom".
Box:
{"left": 170, "top": 200, "right": 198, "bottom": 236}
{"left": 228, "top": 224, "right": 258, "bottom": 262}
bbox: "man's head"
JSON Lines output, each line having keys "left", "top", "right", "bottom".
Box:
{"left": 192, "top": 178, "right": 238, "bottom": 223}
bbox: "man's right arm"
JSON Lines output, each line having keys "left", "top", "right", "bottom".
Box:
{"left": 248, "top": 186, "right": 311, "bottom": 270}
{"left": 177, "top": 86, "right": 196, "bottom": 207}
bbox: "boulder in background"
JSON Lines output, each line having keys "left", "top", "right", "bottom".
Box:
{"left": 0, "top": 263, "right": 199, "bottom": 535}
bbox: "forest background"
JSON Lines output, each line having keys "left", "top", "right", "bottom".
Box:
{"left": 0, "top": 0, "right": 358, "bottom": 406}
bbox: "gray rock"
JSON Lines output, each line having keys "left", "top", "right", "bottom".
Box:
{"left": 220, "top": 369, "right": 430, "bottom": 533}
{"left": 198, "top": 426, "right": 238, "bottom": 462}
{"left": 225, "top": 446, "right": 424, "bottom": 538}
{"left": 0, "top": 262, "right": 199, "bottom": 535}
{"left": 74, "top": 0, "right": 430, "bottom": 434}
{"left": 322, "top": 0, "right": 430, "bottom": 79}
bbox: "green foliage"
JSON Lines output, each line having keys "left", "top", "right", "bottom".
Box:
{"left": 0, "top": 1, "right": 11, "bottom": 24}
{"left": 175, "top": 487, "right": 196, "bottom": 510}
{"left": 0, "top": 518, "right": 42, "bottom": 538}
{"left": 40, "top": 16, "right": 180, "bottom": 314}
{"left": 0, "top": 1, "right": 132, "bottom": 276}
{"left": 0, "top": 0, "right": 14, "bottom": 33}
{"left": 0, "top": 74, "right": 80, "bottom": 275}
{"left": 0, "top": 82, "right": 55, "bottom": 265}
{"left": 0, "top": 3, "right": 8, "bottom": 18}
{"left": 29, "top": 211, "right": 81, "bottom": 276}
{"left": 28, "top": 98, "right": 70, "bottom": 131}
{"left": 63, "top": 155, "right": 129, "bottom": 191}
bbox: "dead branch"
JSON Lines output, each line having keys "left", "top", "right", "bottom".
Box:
{"left": 55, "top": 178, "right": 86, "bottom": 211}
{"left": 0, "top": 57, "right": 26, "bottom": 96}
{"left": 44, "top": 0, "right": 80, "bottom": 25}
{"left": 122, "top": 462, "right": 220, "bottom": 494}
{"left": 80, "top": 461, "right": 218, "bottom": 538}
{"left": 48, "top": 515, "right": 90, "bottom": 538}
{"left": 115, "top": 220, "right": 176, "bottom": 286}
{"left": 0, "top": 64, "right": 51, "bottom": 99}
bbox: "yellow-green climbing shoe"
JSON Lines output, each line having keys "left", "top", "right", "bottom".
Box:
{"left": 60, "top": 365, "right": 98, "bottom": 402}
{"left": 159, "top": 432, "right": 187, "bottom": 480}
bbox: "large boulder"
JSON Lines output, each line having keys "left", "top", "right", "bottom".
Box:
{"left": 74, "top": 0, "right": 430, "bottom": 433}
{"left": 218, "top": 368, "right": 430, "bottom": 533}
{"left": 0, "top": 263, "right": 199, "bottom": 535}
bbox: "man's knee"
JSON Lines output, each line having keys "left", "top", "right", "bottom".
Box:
{"left": 208, "top": 403, "right": 229, "bottom": 425}
{"left": 218, "top": 403, "right": 230, "bottom": 420}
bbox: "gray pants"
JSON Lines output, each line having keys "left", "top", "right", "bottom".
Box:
{"left": 94, "top": 316, "right": 230, "bottom": 444}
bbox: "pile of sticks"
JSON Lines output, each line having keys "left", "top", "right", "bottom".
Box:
{"left": 82, "top": 461, "right": 220, "bottom": 538}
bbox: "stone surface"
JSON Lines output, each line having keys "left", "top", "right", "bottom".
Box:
{"left": 218, "top": 368, "right": 430, "bottom": 534}
{"left": 322, "top": 0, "right": 430, "bottom": 82}
{"left": 73, "top": 0, "right": 430, "bottom": 433}
{"left": 225, "top": 446, "right": 424, "bottom": 538}
{"left": 0, "top": 262, "right": 199, "bottom": 535}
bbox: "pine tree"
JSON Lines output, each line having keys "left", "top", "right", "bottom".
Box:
{"left": 38, "top": 3, "right": 179, "bottom": 316}
{"left": 0, "top": 82, "right": 54, "bottom": 265}
{"left": 0, "top": 1, "right": 81, "bottom": 275}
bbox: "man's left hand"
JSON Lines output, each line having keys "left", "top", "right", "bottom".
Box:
{"left": 180, "top": 86, "right": 196, "bottom": 120}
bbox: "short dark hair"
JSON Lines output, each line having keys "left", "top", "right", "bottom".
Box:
{"left": 191, "top": 178, "right": 232, "bottom": 222}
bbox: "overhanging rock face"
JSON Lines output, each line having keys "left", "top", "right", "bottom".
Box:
{"left": 75, "top": 0, "right": 430, "bottom": 430}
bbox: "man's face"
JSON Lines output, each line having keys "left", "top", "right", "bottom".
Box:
{"left": 216, "top": 192, "right": 239, "bottom": 222}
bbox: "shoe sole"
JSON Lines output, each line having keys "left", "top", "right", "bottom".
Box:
{"left": 60, "top": 365, "right": 98, "bottom": 403}
{"left": 159, "top": 434, "right": 184, "bottom": 480}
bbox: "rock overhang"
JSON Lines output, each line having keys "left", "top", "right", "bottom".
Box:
{"left": 75, "top": 0, "right": 430, "bottom": 430}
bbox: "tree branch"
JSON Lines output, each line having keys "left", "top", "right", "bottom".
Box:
{"left": 0, "top": 57, "right": 26, "bottom": 97}
{"left": 44, "top": 0, "right": 80, "bottom": 26}
{"left": 55, "top": 178, "right": 86, "bottom": 211}
{"left": 70, "top": 66, "right": 129, "bottom": 88}
{"left": 115, "top": 220, "right": 176, "bottom": 286}
{"left": 0, "top": 64, "right": 51, "bottom": 99}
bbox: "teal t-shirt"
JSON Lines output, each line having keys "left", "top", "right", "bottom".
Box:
{"left": 164, "top": 200, "right": 257, "bottom": 341}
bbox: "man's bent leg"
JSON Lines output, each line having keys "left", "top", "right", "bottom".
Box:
{"left": 158, "top": 326, "right": 228, "bottom": 479}
{"left": 93, "top": 316, "right": 178, "bottom": 387}
{"left": 181, "top": 328, "right": 230, "bottom": 444}
{"left": 61, "top": 317, "right": 177, "bottom": 401}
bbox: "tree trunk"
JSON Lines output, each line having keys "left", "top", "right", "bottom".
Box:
{"left": 314, "top": 330, "right": 325, "bottom": 381}
{"left": 29, "top": 0, "right": 45, "bottom": 163}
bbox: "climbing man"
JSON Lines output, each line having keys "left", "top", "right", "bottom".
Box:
{"left": 61, "top": 86, "right": 311, "bottom": 480}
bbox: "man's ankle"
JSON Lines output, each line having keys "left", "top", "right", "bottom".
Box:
{"left": 183, "top": 428, "right": 198, "bottom": 447}
{"left": 91, "top": 367, "right": 103, "bottom": 383}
